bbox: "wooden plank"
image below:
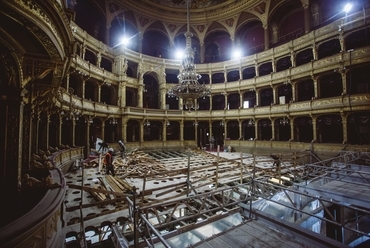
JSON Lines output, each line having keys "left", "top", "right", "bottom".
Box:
{"left": 67, "top": 183, "right": 131, "bottom": 197}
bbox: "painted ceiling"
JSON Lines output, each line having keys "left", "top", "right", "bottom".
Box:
{"left": 147, "top": 0, "right": 229, "bottom": 9}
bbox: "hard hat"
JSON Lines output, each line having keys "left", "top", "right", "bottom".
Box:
{"left": 108, "top": 148, "right": 114, "bottom": 152}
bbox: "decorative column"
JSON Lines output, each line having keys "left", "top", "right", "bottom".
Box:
{"left": 311, "top": 115, "right": 317, "bottom": 143}
{"left": 238, "top": 120, "right": 242, "bottom": 140}
{"left": 239, "top": 65, "right": 242, "bottom": 81}
{"left": 339, "top": 31, "right": 346, "bottom": 52}
{"left": 138, "top": 83, "right": 144, "bottom": 108}
{"left": 223, "top": 92, "right": 228, "bottom": 110}
{"left": 72, "top": 118, "right": 76, "bottom": 147}
{"left": 255, "top": 89, "right": 260, "bottom": 107}
{"left": 82, "top": 43, "right": 86, "bottom": 60}
{"left": 209, "top": 121, "right": 213, "bottom": 150}
{"left": 140, "top": 121, "right": 144, "bottom": 142}
{"left": 272, "top": 59, "right": 276, "bottom": 73}
{"left": 272, "top": 86, "right": 277, "bottom": 105}
{"left": 82, "top": 80, "right": 86, "bottom": 99}
{"left": 302, "top": 1, "right": 311, "bottom": 33}
{"left": 291, "top": 81, "right": 296, "bottom": 102}
{"left": 58, "top": 115, "right": 63, "bottom": 147}
{"left": 263, "top": 24, "right": 269, "bottom": 50}
{"left": 97, "top": 52, "right": 102, "bottom": 67}
{"left": 122, "top": 118, "right": 127, "bottom": 143}
{"left": 180, "top": 121, "right": 184, "bottom": 142}
{"left": 290, "top": 47, "right": 296, "bottom": 67}
{"left": 254, "top": 120, "right": 258, "bottom": 140}
{"left": 138, "top": 34, "right": 143, "bottom": 54}
{"left": 209, "top": 95, "right": 213, "bottom": 110}
{"left": 341, "top": 114, "right": 348, "bottom": 144}
{"left": 254, "top": 59, "right": 259, "bottom": 77}
{"left": 177, "top": 98, "right": 182, "bottom": 110}
{"left": 98, "top": 85, "right": 102, "bottom": 102}
{"left": 86, "top": 120, "right": 90, "bottom": 156}
{"left": 118, "top": 82, "right": 125, "bottom": 107}
{"left": 239, "top": 91, "right": 243, "bottom": 109}
{"left": 312, "top": 75, "right": 319, "bottom": 99}
{"left": 270, "top": 118, "right": 275, "bottom": 141}
{"left": 290, "top": 117, "right": 294, "bottom": 141}
{"left": 160, "top": 88, "right": 167, "bottom": 110}
{"left": 312, "top": 44, "right": 318, "bottom": 61}
{"left": 209, "top": 72, "right": 212, "bottom": 84}
{"left": 163, "top": 121, "right": 167, "bottom": 141}
{"left": 200, "top": 43, "right": 205, "bottom": 63}
{"left": 35, "top": 113, "right": 40, "bottom": 151}
{"left": 340, "top": 70, "right": 347, "bottom": 95}
{"left": 195, "top": 122, "right": 198, "bottom": 147}
{"left": 105, "top": 25, "right": 111, "bottom": 46}
{"left": 46, "top": 113, "right": 50, "bottom": 149}
{"left": 66, "top": 74, "right": 70, "bottom": 93}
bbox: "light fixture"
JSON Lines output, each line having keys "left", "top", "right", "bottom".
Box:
{"left": 87, "top": 116, "right": 94, "bottom": 124}
{"left": 248, "top": 119, "right": 255, "bottom": 126}
{"left": 166, "top": 120, "right": 170, "bottom": 126}
{"left": 220, "top": 120, "right": 225, "bottom": 127}
{"left": 167, "top": 0, "right": 211, "bottom": 111}
{"left": 110, "top": 118, "right": 118, "bottom": 125}
{"left": 193, "top": 120, "right": 198, "bottom": 126}
{"left": 144, "top": 119, "right": 150, "bottom": 127}
{"left": 280, "top": 117, "right": 289, "bottom": 126}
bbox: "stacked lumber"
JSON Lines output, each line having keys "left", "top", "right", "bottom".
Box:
{"left": 113, "top": 149, "right": 168, "bottom": 177}
{"left": 106, "top": 175, "right": 133, "bottom": 193}
{"left": 90, "top": 178, "right": 111, "bottom": 201}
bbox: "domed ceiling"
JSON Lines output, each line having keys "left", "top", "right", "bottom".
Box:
{"left": 120, "top": 0, "right": 262, "bottom": 23}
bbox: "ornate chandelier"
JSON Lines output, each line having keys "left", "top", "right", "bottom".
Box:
{"left": 168, "top": 0, "right": 211, "bottom": 111}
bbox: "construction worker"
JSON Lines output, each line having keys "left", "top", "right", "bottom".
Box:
{"left": 118, "top": 140, "right": 126, "bottom": 158}
{"left": 104, "top": 148, "right": 115, "bottom": 176}
{"left": 270, "top": 154, "right": 281, "bottom": 171}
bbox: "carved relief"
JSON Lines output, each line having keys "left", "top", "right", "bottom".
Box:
{"left": 197, "top": 25, "right": 205, "bottom": 33}
{"left": 225, "top": 18, "right": 234, "bottom": 27}
{"left": 168, "top": 24, "right": 177, "bottom": 33}
{"left": 16, "top": 1, "right": 63, "bottom": 59}
{"left": 1, "top": 53, "right": 18, "bottom": 87}
{"left": 109, "top": 3, "right": 120, "bottom": 13}
{"left": 254, "top": 2, "right": 266, "bottom": 14}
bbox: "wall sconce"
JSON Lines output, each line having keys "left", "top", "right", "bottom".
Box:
{"left": 144, "top": 119, "right": 150, "bottom": 127}
{"left": 85, "top": 116, "right": 94, "bottom": 124}
{"left": 220, "top": 120, "right": 225, "bottom": 127}
{"left": 280, "top": 117, "right": 289, "bottom": 126}
{"left": 110, "top": 118, "right": 118, "bottom": 125}
{"left": 248, "top": 119, "right": 255, "bottom": 126}
{"left": 88, "top": 116, "right": 94, "bottom": 124}
{"left": 193, "top": 120, "right": 198, "bottom": 126}
{"left": 166, "top": 120, "right": 170, "bottom": 126}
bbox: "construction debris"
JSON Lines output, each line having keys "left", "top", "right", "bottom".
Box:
{"left": 113, "top": 149, "right": 168, "bottom": 177}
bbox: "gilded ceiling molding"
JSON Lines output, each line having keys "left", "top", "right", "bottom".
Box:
{"left": 9, "top": 0, "right": 65, "bottom": 60}
{"left": 119, "top": 0, "right": 259, "bottom": 24}
{"left": 24, "top": 57, "right": 65, "bottom": 86}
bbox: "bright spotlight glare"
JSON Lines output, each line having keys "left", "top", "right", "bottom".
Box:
{"left": 232, "top": 49, "right": 242, "bottom": 59}
{"left": 121, "top": 37, "right": 130, "bottom": 46}
{"left": 344, "top": 3, "right": 353, "bottom": 13}
{"left": 175, "top": 50, "right": 184, "bottom": 59}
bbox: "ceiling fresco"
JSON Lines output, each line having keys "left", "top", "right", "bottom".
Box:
{"left": 147, "top": 0, "right": 229, "bottom": 9}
